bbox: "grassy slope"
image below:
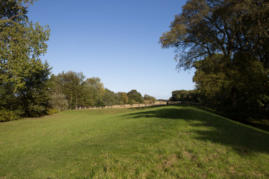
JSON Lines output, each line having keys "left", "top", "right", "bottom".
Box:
{"left": 0, "top": 106, "right": 268, "bottom": 178}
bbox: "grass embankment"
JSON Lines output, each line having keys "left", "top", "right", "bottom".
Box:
{"left": 0, "top": 106, "right": 269, "bottom": 178}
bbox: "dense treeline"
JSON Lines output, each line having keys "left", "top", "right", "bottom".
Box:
{"left": 0, "top": 65, "right": 155, "bottom": 121}
{"left": 49, "top": 71, "right": 155, "bottom": 111}
{"left": 163, "top": 0, "right": 269, "bottom": 119}
{"left": 0, "top": 1, "right": 155, "bottom": 122}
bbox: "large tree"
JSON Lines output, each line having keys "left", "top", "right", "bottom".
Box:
{"left": 161, "top": 0, "right": 269, "bottom": 118}
{"left": 193, "top": 53, "right": 269, "bottom": 117}
{"left": 0, "top": 0, "right": 50, "bottom": 119}
{"left": 160, "top": 0, "right": 269, "bottom": 69}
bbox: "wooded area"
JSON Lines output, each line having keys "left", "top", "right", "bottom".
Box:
{"left": 161, "top": 0, "right": 269, "bottom": 120}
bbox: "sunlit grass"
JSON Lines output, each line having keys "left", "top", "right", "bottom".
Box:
{"left": 0, "top": 106, "right": 268, "bottom": 178}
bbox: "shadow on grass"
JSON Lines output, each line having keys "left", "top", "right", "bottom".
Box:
{"left": 126, "top": 106, "right": 269, "bottom": 155}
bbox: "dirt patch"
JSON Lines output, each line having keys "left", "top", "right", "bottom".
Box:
{"left": 182, "top": 151, "right": 193, "bottom": 160}
{"left": 157, "top": 154, "right": 179, "bottom": 171}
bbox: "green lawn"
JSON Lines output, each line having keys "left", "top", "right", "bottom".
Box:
{"left": 0, "top": 106, "right": 269, "bottom": 178}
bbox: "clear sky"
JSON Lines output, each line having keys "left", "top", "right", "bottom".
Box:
{"left": 28, "top": 0, "right": 195, "bottom": 99}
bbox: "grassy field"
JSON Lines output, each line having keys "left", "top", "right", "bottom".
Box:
{"left": 0, "top": 106, "right": 269, "bottom": 178}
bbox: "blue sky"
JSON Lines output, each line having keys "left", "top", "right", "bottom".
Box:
{"left": 28, "top": 0, "right": 195, "bottom": 99}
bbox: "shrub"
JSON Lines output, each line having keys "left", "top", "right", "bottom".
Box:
{"left": 49, "top": 93, "right": 68, "bottom": 111}
{"left": 0, "top": 110, "right": 21, "bottom": 122}
{"left": 27, "top": 105, "right": 47, "bottom": 117}
{"left": 47, "top": 108, "right": 59, "bottom": 115}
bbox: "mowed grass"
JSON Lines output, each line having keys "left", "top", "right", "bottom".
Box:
{"left": 0, "top": 106, "right": 269, "bottom": 178}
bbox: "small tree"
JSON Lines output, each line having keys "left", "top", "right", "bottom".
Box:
{"left": 54, "top": 71, "right": 85, "bottom": 109}
{"left": 102, "top": 89, "right": 118, "bottom": 106}
{"left": 49, "top": 93, "right": 68, "bottom": 111}
{"left": 127, "top": 90, "right": 144, "bottom": 104}
{"left": 118, "top": 92, "right": 129, "bottom": 104}
{"left": 144, "top": 94, "right": 156, "bottom": 104}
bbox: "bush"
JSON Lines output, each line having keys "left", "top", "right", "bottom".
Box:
{"left": 27, "top": 105, "right": 47, "bottom": 117}
{"left": 47, "top": 108, "right": 59, "bottom": 115}
{"left": 0, "top": 110, "right": 21, "bottom": 122}
{"left": 49, "top": 93, "right": 68, "bottom": 111}
{"left": 144, "top": 94, "right": 156, "bottom": 104}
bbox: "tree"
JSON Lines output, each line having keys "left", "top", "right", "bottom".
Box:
{"left": 48, "top": 73, "right": 159, "bottom": 109}
{"left": 48, "top": 75, "right": 68, "bottom": 111}
{"left": 49, "top": 74, "right": 157, "bottom": 108}
{"left": 127, "top": 90, "right": 144, "bottom": 104}
{"left": 117, "top": 92, "right": 128, "bottom": 104}
{"left": 49, "top": 93, "right": 68, "bottom": 111}
{"left": 54, "top": 71, "right": 85, "bottom": 109}
{"left": 0, "top": 0, "right": 50, "bottom": 119}
{"left": 193, "top": 53, "right": 269, "bottom": 117}
{"left": 102, "top": 89, "right": 119, "bottom": 106}
{"left": 18, "top": 61, "right": 51, "bottom": 116}
{"left": 143, "top": 94, "right": 156, "bottom": 104}
{"left": 170, "top": 90, "right": 199, "bottom": 103}
{"left": 83, "top": 77, "right": 105, "bottom": 106}
{"left": 161, "top": 0, "right": 269, "bottom": 119}
{"left": 160, "top": 0, "right": 269, "bottom": 69}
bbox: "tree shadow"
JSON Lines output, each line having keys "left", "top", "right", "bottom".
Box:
{"left": 125, "top": 106, "right": 269, "bottom": 155}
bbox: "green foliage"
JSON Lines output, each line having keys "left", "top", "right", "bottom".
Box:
{"left": 19, "top": 61, "right": 51, "bottom": 117}
{"left": 170, "top": 90, "right": 200, "bottom": 103}
{"left": 102, "top": 89, "right": 119, "bottom": 106}
{"left": 162, "top": 0, "right": 269, "bottom": 119}
{"left": 117, "top": 92, "right": 129, "bottom": 104}
{"left": 0, "top": 109, "right": 21, "bottom": 122}
{"left": 160, "top": 0, "right": 269, "bottom": 69}
{"left": 49, "top": 93, "right": 68, "bottom": 111}
{"left": 49, "top": 72, "right": 148, "bottom": 109}
{"left": 0, "top": 0, "right": 50, "bottom": 120}
{"left": 127, "top": 89, "right": 144, "bottom": 104}
{"left": 144, "top": 94, "right": 156, "bottom": 104}
{"left": 193, "top": 53, "right": 269, "bottom": 118}
{"left": 47, "top": 108, "right": 59, "bottom": 115}
{"left": 83, "top": 77, "right": 105, "bottom": 106}
{"left": 50, "top": 71, "right": 85, "bottom": 109}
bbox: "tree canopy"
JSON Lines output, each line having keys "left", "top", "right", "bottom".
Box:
{"left": 0, "top": 0, "right": 50, "bottom": 120}
{"left": 162, "top": 0, "right": 269, "bottom": 119}
{"left": 127, "top": 90, "right": 144, "bottom": 104}
{"left": 48, "top": 71, "right": 153, "bottom": 110}
{"left": 160, "top": 0, "right": 269, "bottom": 69}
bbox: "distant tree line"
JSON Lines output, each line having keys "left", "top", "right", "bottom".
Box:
{"left": 162, "top": 0, "right": 269, "bottom": 120}
{"left": 0, "top": 1, "right": 156, "bottom": 122}
{"left": 48, "top": 71, "right": 155, "bottom": 111}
